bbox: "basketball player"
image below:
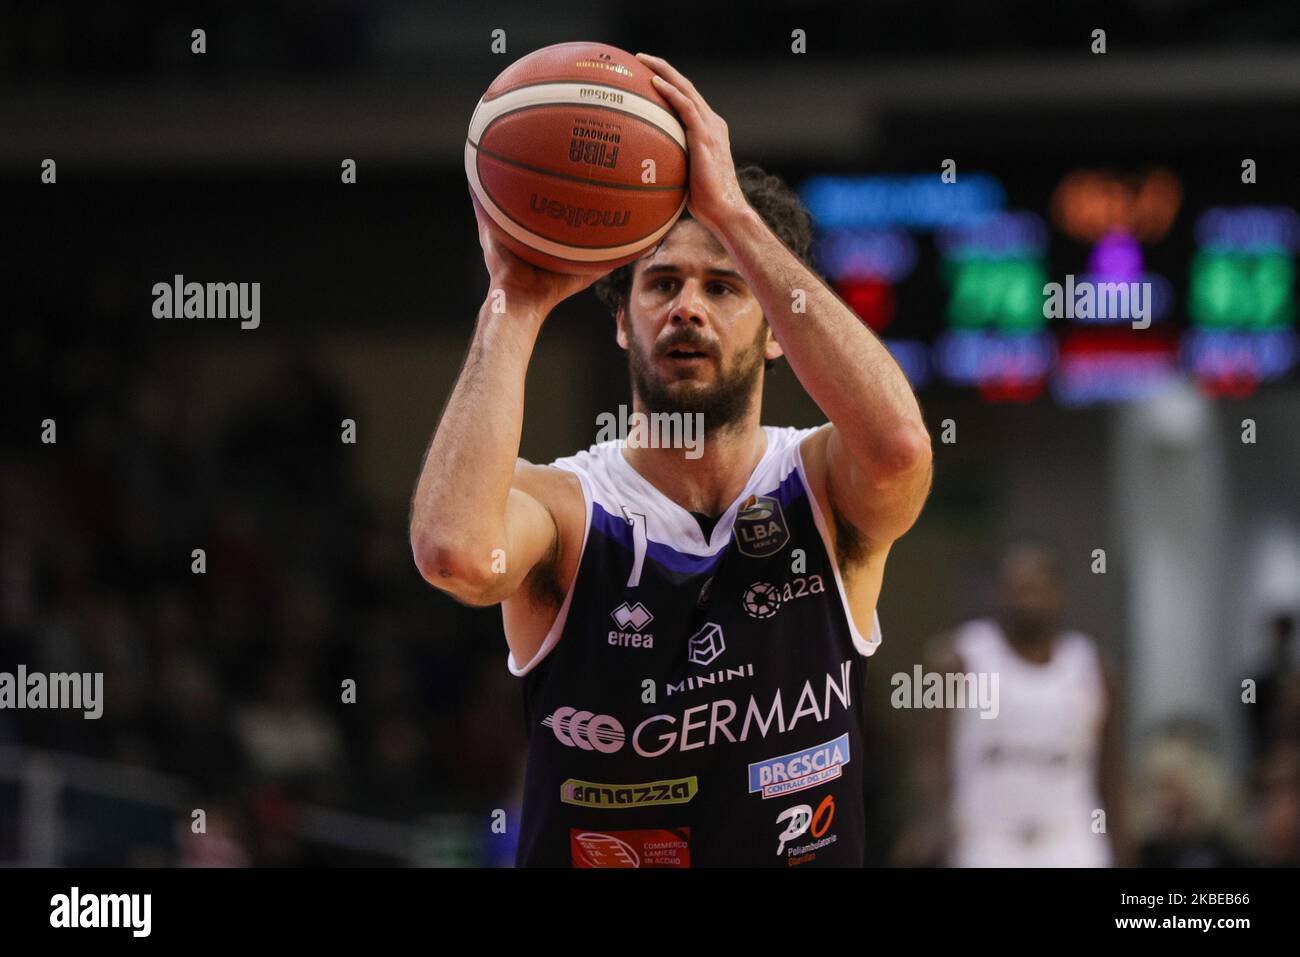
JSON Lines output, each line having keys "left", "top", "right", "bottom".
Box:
{"left": 410, "top": 53, "right": 932, "bottom": 866}
{"left": 896, "top": 543, "right": 1132, "bottom": 867}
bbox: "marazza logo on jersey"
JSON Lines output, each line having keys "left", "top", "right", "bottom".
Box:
{"left": 742, "top": 575, "right": 826, "bottom": 620}
{"left": 570, "top": 828, "right": 691, "bottom": 868}
{"left": 542, "top": 659, "right": 854, "bottom": 758}
{"left": 775, "top": 794, "right": 836, "bottom": 862}
{"left": 608, "top": 601, "right": 654, "bottom": 650}
{"left": 687, "top": 622, "right": 725, "bottom": 666}
{"left": 561, "top": 776, "right": 698, "bottom": 809}
{"left": 734, "top": 494, "right": 790, "bottom": 558}
{"left": 749, "top": 731, "right": 851, "bottom": 798}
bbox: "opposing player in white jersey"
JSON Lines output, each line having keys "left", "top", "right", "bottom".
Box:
{"left": 899, "top": 543, "right": 1131, "bottom": 867}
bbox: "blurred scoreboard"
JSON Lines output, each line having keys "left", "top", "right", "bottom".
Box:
{"left": 800, "top": 168, "right": 1299, "bottom": 404}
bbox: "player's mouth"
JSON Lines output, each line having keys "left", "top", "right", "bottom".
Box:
{"left": 661, "top": 347, "right": 714, "bottom": 365}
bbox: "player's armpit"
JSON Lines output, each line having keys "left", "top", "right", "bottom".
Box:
{"left": 822, "top": 423, "right": 932, "bottom": 553}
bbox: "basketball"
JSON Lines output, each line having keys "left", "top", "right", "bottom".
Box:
{"left": 464, "top": 41, "right": 689, "bottom": 275}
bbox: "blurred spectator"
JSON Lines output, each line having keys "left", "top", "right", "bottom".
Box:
{"left": 1, "top": 315, "right": 524, "bottom": 864}
{"left": 233, "top": 653, "right": 344, "bottom": 798}
{"left": 1249, "top": 611, "right": 1299, "bottom": 761}
{"left": 175, "top": 800, "right": 252, "bottom": 868}
{"left": 1253, "top": 743, "right": 1300, "bottom": 866}
{"left": 1134, "top": 722, "right": 1246, "bottom": 868}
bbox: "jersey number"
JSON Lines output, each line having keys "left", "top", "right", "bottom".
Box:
{"left": 621, "top": 506, "right": 647, "bottom": 588}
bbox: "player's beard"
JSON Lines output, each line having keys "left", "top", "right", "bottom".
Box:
{"left": 627, "top": 321, "right": 767, "bottom": 437}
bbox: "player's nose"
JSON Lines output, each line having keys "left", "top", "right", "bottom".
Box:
{"left": 667, "top": 278, "right": 710, "bottom": 327}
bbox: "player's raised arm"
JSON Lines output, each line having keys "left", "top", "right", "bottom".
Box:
{"left": 408, "top": 198, "right": 598, "bottom": 607}
{"left": 637, "top": 53, "right": 932, "bottom": 551}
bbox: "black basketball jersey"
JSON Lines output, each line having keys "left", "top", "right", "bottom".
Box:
{"left": 508, "top": 425, "right": 882, "bottom": 867}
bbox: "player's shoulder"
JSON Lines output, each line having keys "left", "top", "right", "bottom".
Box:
{"left": 539, "top": 439, "right": 624, "bottom": 479}
{"left": 512, "top": 456, "right": 585, "bottom": 519}
{"left": 1057, "top": 629, "right": 1110, "bottom": 675}
{"left": 762, "top": 422, "right": 831, "bottom": 486}
{"left": 769, "top": 422, "right": 831, "bottom": 454}
{"left": 948, "top": 617, "right": 1005, "bottom": 660}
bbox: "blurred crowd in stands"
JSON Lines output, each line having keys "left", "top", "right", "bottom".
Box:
{"left": 2, "top": 319, "right": 1297, "bottom": 866}
{"left": 1, "top": 321, "right": 525, "bottom": 865}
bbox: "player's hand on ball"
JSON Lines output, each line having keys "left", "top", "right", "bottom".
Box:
{"left": 471, "top": 193, "right": 602, "bottom": 318}
{"left": 635, "top": 52, "right": 750, "bottom": 235}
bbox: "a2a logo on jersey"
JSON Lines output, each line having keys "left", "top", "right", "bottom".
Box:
{"left": 734, "top": 494, "right": 790, "bottom": 558}
{"left": 742, "top": 575, "right": 826, "bottom": 620}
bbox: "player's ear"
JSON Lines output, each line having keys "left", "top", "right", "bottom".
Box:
{"left": 762, "top": 318, "right": 783, "bottom": 362}
{"left": 615, "top": 301, "right": 630, "bottom": 351}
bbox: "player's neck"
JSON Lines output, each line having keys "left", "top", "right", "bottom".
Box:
{"left": 622, "top": 410, "right": 767, "bottom": 517}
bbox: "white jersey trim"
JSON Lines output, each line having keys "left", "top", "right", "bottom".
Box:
{"left": 793, "top": 430, "right": 883, "bottom": 657}
{"left": 506, "top": 425, "right": 882, "bottom": 673}
{"left": 505, "top": 466, "right": 594, "bottom": 678}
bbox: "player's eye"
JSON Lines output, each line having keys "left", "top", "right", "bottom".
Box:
{"left": 709, "top": 282, "right": 733, "bottom": 296}
{"left": 651, "top": 277, "right": 677, "bottom": 292}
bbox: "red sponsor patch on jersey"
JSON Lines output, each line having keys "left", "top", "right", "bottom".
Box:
{"left": 570, "top": 828, "right": 691, "bottom": 868}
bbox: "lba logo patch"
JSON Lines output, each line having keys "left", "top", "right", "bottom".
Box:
{"left": 748, "top": 732, "right": 851, "bottom": 798}
{"left": 734, "top": 494, "right": 789, "bottom": 558}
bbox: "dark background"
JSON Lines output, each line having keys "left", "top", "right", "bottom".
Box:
{"left": 1, "top": 1, "right": 1298, "bottom": 866}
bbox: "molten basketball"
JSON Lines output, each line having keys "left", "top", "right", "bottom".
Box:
{"left": 464, "top": 41, "right": 689, "bottom": 275}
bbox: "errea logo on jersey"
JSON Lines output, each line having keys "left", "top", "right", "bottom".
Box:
{"left": 734, "top": 494, "right": 790, "bottom": 558}
{"left": 609, "top": 601, "right": 654, "bottom": 649}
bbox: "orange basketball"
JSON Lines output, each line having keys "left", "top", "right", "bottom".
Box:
{"left": 465, "top": 41, "right": 689, "bottom": 275}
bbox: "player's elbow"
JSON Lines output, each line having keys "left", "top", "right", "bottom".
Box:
{"left": 877, "top": 424, "right": 932, "bottom": 480}
{"left": 411, "top": 535, "right": 505, "bottom": 607}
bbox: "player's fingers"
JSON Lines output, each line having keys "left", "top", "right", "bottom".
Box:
{"left": 635, "top": 52, "right": 704, "bottom": 108}
{"left": 650, "top": 74, "right": 703, "bottom": 127}
{"left": 637, "top": 53, "right": 717, "bottom": 123}
{"left": 469, "top": 193, "right": 509, "bottom": 263}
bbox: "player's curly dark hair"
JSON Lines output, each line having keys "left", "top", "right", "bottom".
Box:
{"left": 592, "top": 164, "right": 817, "bottom": 371}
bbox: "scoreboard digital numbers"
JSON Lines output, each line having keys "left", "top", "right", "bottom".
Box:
{"left": 801, "top": 169, "right": 1299, "bottom": 404}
